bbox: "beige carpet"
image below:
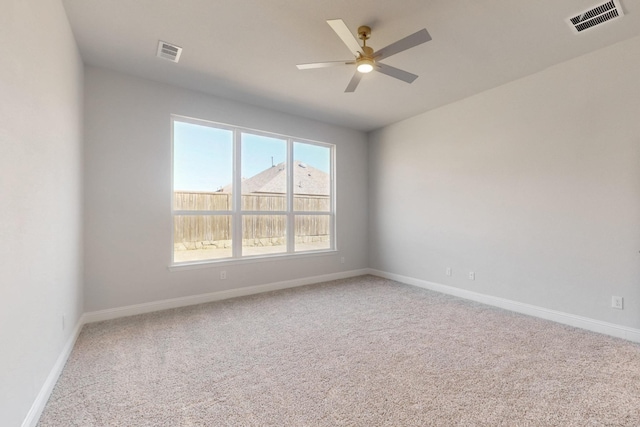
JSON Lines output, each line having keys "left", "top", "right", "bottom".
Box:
{"left": 38, "top": 275, "right": 640, "bottom": 426}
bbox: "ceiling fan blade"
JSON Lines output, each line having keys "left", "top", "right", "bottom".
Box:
{"left": 297, "top": 60, "right": 354, "bottom": 70}
{"left": 374, "top": 28, "right": 431, "bottom": 61}
{"left": 345, "top": 72, "right": 362, "bottom": 93}
{"left": 327, "top": 19, "right": 362, "bottom": 57}
{"left": 375, "top": 63, "right": 419, "bottom": 84}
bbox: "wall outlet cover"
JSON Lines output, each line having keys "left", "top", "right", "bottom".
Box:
{"left": 612, "top": 296, "right": 623, "bottom": 310}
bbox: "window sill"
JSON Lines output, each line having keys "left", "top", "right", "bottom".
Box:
{"left": 168, "top": 249, "right": 338, "bottom": 272}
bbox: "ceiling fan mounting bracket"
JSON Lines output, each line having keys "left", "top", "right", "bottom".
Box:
{"left": 357, "top": 26, "right": 371, "bottom": 42}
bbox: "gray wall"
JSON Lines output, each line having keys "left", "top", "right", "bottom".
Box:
{"left": 369, "top": 35, "right": 640, "bottom": 329}
{"left": 0, "top": 0, "right": 84, "bottom": 425}
{"left": 83, "top": 67, "right": 369, "bottom": 312}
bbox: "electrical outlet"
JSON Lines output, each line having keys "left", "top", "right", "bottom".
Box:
{"left": 468, "top": 272, "right": 475, "bottom": 280}
{"left": 220, "top": 271, "right": 227, "bottom": 280}
{"left": 340, "top": 257, "right": 345, "bottom": 264}
{"left": 612, "top": 296, "right": 623, "bottom": 310}
{"left": 446, "top": 267, "right": 452, "bottom": 276}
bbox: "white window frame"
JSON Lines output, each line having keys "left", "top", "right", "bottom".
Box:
{"left": 170, "top": 115, "right": 336, "bottom": 268}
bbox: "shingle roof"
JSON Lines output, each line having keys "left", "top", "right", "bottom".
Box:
{"left": 221, "top": 161, "right": 330, "bottom": 196}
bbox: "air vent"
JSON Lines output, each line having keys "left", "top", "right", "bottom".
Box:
{"left": 567, "top": 0, "right": 624, "bottom": 33}
{"left": 156, "top": 41, "right": 182, "bottom": 62}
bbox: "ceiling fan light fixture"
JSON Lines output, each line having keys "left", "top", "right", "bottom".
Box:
{"left": 357, "top": 58, "right": 374, "bottom": 73}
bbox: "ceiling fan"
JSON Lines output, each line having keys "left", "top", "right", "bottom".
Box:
{"left": 296, "top": 19, "right": 432, "bottom": 92}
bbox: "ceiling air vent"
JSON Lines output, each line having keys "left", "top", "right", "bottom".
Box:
{"left": 156, "top": 41, "right": 182, "bottom": 62}
{"left": 567, "top": 0, "right": 624, "bottom": 33}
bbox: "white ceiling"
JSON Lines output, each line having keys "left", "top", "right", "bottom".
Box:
{"left": 62, "top": 0, "right": 640, "bottom": 132}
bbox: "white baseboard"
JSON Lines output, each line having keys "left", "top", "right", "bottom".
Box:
{"left": 368, "top": 268, "right": 640, "bottom": 343}
{"left": 21, "top": 314, "right": 86, "bottom": 427}
{"left": 84, "top": 269, "right": 370, "bottom": 324}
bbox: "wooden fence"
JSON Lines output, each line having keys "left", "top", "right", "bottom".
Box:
{"left": 174, "top": 192, "right": 330, "bottom": 245}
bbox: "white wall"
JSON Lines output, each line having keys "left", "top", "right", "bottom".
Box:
{"left": 0, "top": 0, "right": 84, "bottom": 425}
{"left": 369, "top": 35, "right": 640, "bottom": 329}
{"left": 83, "top": 67, "right": 368, "bottom": 312}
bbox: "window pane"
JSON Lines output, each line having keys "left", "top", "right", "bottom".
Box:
{"left": 295, "top": 215, "right": 331, "bottom": 252}
{"left": 173, "top": 121, "right": 233, "bottom": 211}
{"left": 242, "top": 215, "right": 286, "bottom": 256}
{"left": 241, "top": 133, "right": 287, "bottom": 211}
{"left": 174, "top": 192, "right": 232, "bottom": 211}
{"left": 293, "top": 142, "right": 330, "bottom": 212}
{"left": 241, "top": 193, "right": 286, "bottom": 211}
{"left": 174, "top": 215, "right": 232, "bottom": 262}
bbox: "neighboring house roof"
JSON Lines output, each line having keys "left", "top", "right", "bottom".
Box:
{"left": 221, "top": 161, "right": 329, "bottom": 196}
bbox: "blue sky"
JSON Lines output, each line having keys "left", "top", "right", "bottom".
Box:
{"left": 174, "top": 121, "right": 330, "bottom": 191}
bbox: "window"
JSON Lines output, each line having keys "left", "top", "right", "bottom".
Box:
{"left": 172, "top": 116, "right": 335, "bottom": 265}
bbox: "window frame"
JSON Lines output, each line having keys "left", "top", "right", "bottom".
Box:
{"left": 170, "top": 115, "right": 336, "bottom": 268}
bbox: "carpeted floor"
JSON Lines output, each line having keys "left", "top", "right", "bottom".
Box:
{"left": 38, "top": 275, "right": 640, "bottom": 426}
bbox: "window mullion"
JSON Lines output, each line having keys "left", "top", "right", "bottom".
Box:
{"left": 232, "top": 130, "right": 242, "bottom": 258}
{"left": 286, "top": 138, "right": 294, "bottom": 253}
{"left": 331, "top": 145, "right": 336, "bottom": 251}
{"left": 171, "top": 118, "right": 176, "bottom": 265}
